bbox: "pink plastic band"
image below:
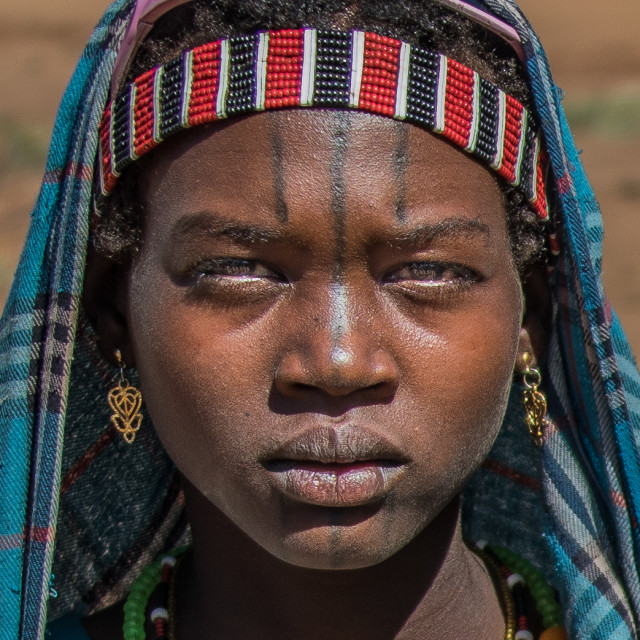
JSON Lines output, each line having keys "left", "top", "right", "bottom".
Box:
{"left": 434, "top": 0, "right": 524, "bottom": 60}
{"left": 111, "top": 0, "right": 193, "bottom": 100}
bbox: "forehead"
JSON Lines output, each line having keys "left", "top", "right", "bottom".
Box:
{"left": 144, "top": 109, "right": 505, "bottom": 232}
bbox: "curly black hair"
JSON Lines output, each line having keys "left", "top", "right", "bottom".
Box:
{"left": 93, "top": 0, "right": 547, "bottom": 274}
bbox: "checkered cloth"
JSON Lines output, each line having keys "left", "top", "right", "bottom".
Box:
{"left": 1, "top": 0, "right": 640, "bottom": 638}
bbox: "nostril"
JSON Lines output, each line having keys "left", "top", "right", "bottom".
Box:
{"left": 274, "top": 344, "right": 400, "bottom": 400}
{"left": 363, "top": 379, "right": 398, "bottom": 401}
{"left": 293, "top": 382, "right": 319, "bottom": 393}
{"left": 287, "top": 374, "right": 396, "bottom": 399}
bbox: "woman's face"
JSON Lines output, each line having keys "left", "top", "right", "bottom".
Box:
{"left": 126, "top": 110, "right": 525, "bottom": 570}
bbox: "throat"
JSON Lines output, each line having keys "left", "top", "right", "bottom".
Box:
{"left": 175, "top": 493, "right": 506, "bottom": 640}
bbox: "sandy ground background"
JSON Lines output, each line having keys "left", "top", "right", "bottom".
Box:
{"left": 2, "top": 0, "right": 640, "bottom": 353}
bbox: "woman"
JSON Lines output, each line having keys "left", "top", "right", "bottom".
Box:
{"left": 2, "top": 0, "right": 640, "bottom": 638}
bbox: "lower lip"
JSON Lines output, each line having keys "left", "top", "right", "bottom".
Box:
{"left": 266, "top": 461, "right": 405, "bottom": 507}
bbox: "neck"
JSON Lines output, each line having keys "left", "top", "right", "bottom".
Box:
{"left": 178, "top": 481, "right": 504, "bottom": 640}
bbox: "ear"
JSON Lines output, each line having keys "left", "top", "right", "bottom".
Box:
{"left": 515, "top": 261, "right": 552, "bottom": 373}
{"left": 82, "top": 244, "right": 136, "bottom": 367}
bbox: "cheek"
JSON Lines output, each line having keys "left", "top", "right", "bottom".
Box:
{"left": 127, "top": 261, "right": 272, "bottom": 497}
{"left": 403, "top": 295, "right": 521, "bottom": 485}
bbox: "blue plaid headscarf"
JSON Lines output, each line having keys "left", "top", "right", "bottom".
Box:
{"left": 2, "top": 1, "right": 640, "bottom": 638}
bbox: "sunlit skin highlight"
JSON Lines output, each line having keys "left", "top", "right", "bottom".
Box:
{"left": 86, "top": 109, "right": 543, "bottom": 639}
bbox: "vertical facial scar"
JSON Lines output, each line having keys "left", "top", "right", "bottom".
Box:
{"left": 328, "top": 112, "right": 352, "bottom": 363}
{"left": 269, "top": 113, "right": 289, "bottom": 223}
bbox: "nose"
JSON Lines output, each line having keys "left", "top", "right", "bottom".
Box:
{"left": 274, "top": 284, "right": 400, "bottom": 402}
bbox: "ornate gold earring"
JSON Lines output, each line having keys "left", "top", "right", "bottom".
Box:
{"left": 108, "top": 349, "right": 142, "bottom": 444}
{"left": 522, "top": 352, "right": 549, "bottom": 447}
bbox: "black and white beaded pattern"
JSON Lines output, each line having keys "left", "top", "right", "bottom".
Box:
{"left": 474, "top": 78, "right": 501, "bottom": 165}
{"left": 405, "top": 47, "right": 440, "bottom": 130}
{"left": 111, "top": 88, "right": 132, "bottom": 176}
{"left": 313, "top": 29, "right": 351, "bottom": 107}
{"left": 227, "top": 35, "right": 258, "bottom": 116}
{"left": 158, "top": 56, "right": 185, "bottom": 141}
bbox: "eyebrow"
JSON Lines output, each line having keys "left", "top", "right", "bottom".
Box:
{"left": 388, "top": 217, "right": 492, "bottom": 246}
{"left": 170, "top": 212, "right": 285, "bottom": 245}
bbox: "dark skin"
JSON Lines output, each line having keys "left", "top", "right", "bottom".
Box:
{"left": 84, "top": 109, "right": 548, "bottom": 639}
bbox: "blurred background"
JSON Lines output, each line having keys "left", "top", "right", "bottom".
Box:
{"left": 2, "top": 0, "right": 640, "bottom": 353}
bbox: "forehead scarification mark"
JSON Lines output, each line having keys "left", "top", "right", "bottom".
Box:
{"left": 393, "top": 124, "right": 409, "bottom": 223}
{"left": 329, "top": 111, "right": 351, "bottom": 276}
{"left": 328, "top": 111, "right": 353, "bottom": 367}
{"left": 268, "top": 113, "right": 289, "bottom": 223}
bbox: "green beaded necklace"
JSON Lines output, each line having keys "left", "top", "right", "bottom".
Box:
{"left": 123, "top": 546, "right": 188, "bottom": 640}
{"left": 488, "top": 545, "right": 565, "bottom": 630}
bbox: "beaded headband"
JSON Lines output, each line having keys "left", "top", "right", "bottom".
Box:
{"left": 99, "top": 27, "right": 548, "bottom": 220}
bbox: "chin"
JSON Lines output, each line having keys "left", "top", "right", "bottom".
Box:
{"left": 258, "top": 503, "right": 431, "bottom": 571}
{"left": 273, "top": 531, "right": 405, "bottom": 571}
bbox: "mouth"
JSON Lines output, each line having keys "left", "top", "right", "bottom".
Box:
{"left": 263, "top": 425, "right": 409, "bottom": 507}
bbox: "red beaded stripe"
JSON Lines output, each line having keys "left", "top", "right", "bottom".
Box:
{"left": 188, "top": 41, "right": 221, "bottom": 125}
{"left": 99, "top": 107, "right": 117, "bottom": 193}
{"left": 496, "top": 95, "right": 524, "bottom": 183}
{"left": 532, "top": 150, "right": 548, "bottom": 220}
{"left": 443, "top": 59, "right": 474, "bottom": 148}
{"left": 153, "top": 618, "right": 166, "bottom": 639}
{"left": 265, "top": 29, "right": 303, "bottom": 109}
{"left": 133, "top": 68, "right": 156, "bottom": 157}
{"left": 358, "top": 33, "right": 400, "bottom": 117}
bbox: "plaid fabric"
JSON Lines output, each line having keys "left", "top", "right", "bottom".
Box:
{"left": 465, "top": 1, "right": 640, "bottom": 637}
{"left": 1, "top": 0, "right": 640, "bottom": 638}
{"left": 0, "top": 2, "right": 131, "bottom": 637}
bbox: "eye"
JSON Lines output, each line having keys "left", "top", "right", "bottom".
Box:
{"left": 189, "top": 258, "right": 281, "bottom": 281}
{"left": 383, "top": 261, "right": 482, "bottom": 303}
{"left": 179, "top": 257, "right": 287, "bottom": 304}
{"left": 386, "top": 261, "right": 480, "bottom": 285}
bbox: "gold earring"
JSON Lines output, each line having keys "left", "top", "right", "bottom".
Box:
{"left": 522, "top": 352, "right": 549, "bottom": 447}
{"left": 108, "top": 349, "right": 142, "bottom": 444}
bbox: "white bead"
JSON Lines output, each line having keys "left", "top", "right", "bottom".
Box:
{"left": 507, "top": 573, "right": 525, "bottom": 589}
{"left": 515, "top": 631, "right": 534, "bottom": 640}
{"left": 476, "top": 539, "right": 488, "bottom": 550}
{"left": 150, "top": 607, "right": 169, "bottom": 622}
{"left": 161, "top": 555, "right": 177, "bottom": 568}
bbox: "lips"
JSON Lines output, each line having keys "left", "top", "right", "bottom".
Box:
{"left": 263, "top": 425, "right": 408, "bottom": 507}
